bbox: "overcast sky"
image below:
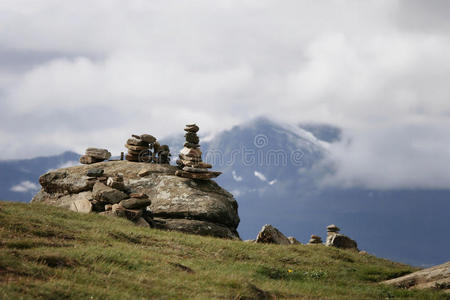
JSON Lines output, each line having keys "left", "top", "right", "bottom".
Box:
{"left": 1, "top": 0, "right": 450, "bottom": 189}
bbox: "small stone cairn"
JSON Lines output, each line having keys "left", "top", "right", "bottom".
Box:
{"left": 125, "top": 134, "right": 154, "bottom": 162}
{"left": 71, "top": 167, "right": 153, "bottom": 227}
{"left": 308, "top": 234, "right": 323, "bottom": 244}
{"left": 80, "top": 148, "right": 111, "bottom": 164}
{"left": 124, "top": 134, "right": 171, "bottom": 164}
{"left": 175, "top": 124, "right": 221, "bottom": 180}
{"left": 325, "top": 224, "right": 358, "bottom": 250}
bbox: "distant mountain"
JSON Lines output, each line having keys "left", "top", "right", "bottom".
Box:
{"left": 0, "top": 151, "right": 80, "bottom": 202}
{"left": 1, "top": 119, "right": 449, "bottom": 266}
{"left": 163, "top": 117, "right": 450, "bottom": 267}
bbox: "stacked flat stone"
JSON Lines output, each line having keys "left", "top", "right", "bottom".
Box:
{"left": 124, "top": 134, "right": 155, "bottom": 162}
{"left": 325, "top": 224, "right": 358, "bottom": 250}
{"left": 80, "top": 168, "right": 153, "bottom": 227}
{"left": 327, "top": 224, "right": 340, "bottom": 236}
{"left": 80, "top": 148, "right": 111, "bottom": 164}
{"left": 175, "top": 124, "right": 221, "bottom": 180}
{"left": 308, "top": 234, "right": 323, "bottom": 244}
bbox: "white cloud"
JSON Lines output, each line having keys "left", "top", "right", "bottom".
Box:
{"left": 1, "top": 0, "right": 450, "bottom": 189}
{"left": 268, "top": 179, "right": 277, "bottom": 185}
{"left": 232, "top": 170, "right": 243, "bottom": 182}
{"left": 254, "top": 171, "right": 267, "bottom": 182}
{"left": 10, "top": 181, "right": 40, "bottom": 193}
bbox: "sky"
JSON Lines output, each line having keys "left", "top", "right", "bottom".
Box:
{"left": 1, "top": 0, "right": 450, "bottom": 190}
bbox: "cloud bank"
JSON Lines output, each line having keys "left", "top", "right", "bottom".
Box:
{"left": 1, "top": 0, "right": 450, "bottom": 189}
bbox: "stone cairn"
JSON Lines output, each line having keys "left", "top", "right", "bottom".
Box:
{"left": 80, "top": 148, "right": 111, "bottom": 164}
{"left": 308, "top": 234, "right": 323, "bottom": 244}
{"left": 125, "top": 134, "right": 171, "bottom": 164}
{"left": 74, "top": 167, "right": 153, "bottom": 227}
{"left": 325, "top": 224, "right": 358, "bottom": 250}
{"left": 175, "top": 124, "right": 221, "bottom": 180}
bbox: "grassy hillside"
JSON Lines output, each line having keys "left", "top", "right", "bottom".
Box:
{"left": 0, "top": 201, "right": 446, "bottom": 299}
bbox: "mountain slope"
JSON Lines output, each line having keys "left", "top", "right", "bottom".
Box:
{"left": 164, "top": 118, "right": 450, "bottom": 267}
{"left": 1, "top": 201, "right": 446, "bottom": 299}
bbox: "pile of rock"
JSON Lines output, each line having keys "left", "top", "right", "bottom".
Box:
{"left": 325, "top": 224, "right": 358, "bottom": 250}
{"left": 124, "top": 134, "right": 171, "bottom": 164}
{"left": 125, "top": 134, "right": 155, "bottom": 162}
{"left": 80, "top": 148, "right": 111, "bottom": 164}
{"left": 70, "top": 167, "right": 153, "bottom": 227}
{"left": 308, "top": 235, "right": 323, "bottom": 244}
{"left": 175, "top": 124, "right": 221, "bottom": 180}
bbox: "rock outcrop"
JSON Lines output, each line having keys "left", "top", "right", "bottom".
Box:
{"left": 32, "top": 161, "right": 240, "bottom": 239}
{"left": 383, "top": 261, "right": 450, "bottom": 292}
{"left": 325, "top": 224, "right": 358, "bottom": 250}
{"left": 255, "top": 224, "right": 291, "bottom": 245}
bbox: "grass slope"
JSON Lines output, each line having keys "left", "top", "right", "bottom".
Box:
{"left": 0, "top": 201, "right": 446, "bottom": 299}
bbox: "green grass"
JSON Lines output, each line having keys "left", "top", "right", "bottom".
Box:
{"left": 0, "top": 201, "right": 446, "bottom": 299}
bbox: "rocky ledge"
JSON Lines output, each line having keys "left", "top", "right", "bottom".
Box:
{"left": 32, "top": 161, "right": 240, "bottom": 239}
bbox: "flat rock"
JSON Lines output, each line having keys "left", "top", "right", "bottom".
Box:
{"left": 87, "top": 168, "right": 104, "bottom": 177}
{"left": 184, "top": 124, "right": 199, "bottom": 133}
{"left": 120, "top": 198, "right": 151, "bottom": 209}
{"left": 140, "top": 134, "right": 157, "bottom": 143}
{"left": 255, "top": 224, "right": 291, "bottom": 245}
{"left": 85, "top": 148, "right": 111, "bottom": 160}
{"left": 125, "top": 144, "right": 149, "bottom": 151}
{"left": 92, "top": 182, "right": 128, "bottom": 204}
{"left": 80, "top": 155, "right": 103, "bottom": 164}
{"left": 175, "top": 170, "right": 221, "bottom": 180}
{"left": 127, "top": 138, "right": 148, "bottom": 146}
{"left": 180, "top": 147, "right": 202, "bottom": 157}
{"left": 182, "top": 166, "right": 209, "bottom": 173}
{"left": 184, "top": 142, "right": 200, "bottom": 148}
{"left": 383, "top": 261, "right": 450, "bottom": 292}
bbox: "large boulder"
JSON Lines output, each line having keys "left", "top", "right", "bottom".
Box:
{"left": 383, "top": 261, "right": 450, "bottom": 292}
{"left": 32, "top": 161, "right": 240, "bottom": 239}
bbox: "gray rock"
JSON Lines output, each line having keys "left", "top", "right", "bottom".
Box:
{"left": 383, "top": 261, "right": 450, "bottom": 292}
{"left": 80, "top": 155, "right": 103, "bottom": 164}
{"left": 325, "top": 234, "right": 358, "bottom": 250}
{"left": 184, "top": 124, "right": 199, "bottom": 133}
{"left": 140, "top": 134, "right": 157, "bottom": 143}
{"left": 92, "top": 182, "right": 128, "bottom": 204}
{"left": 255, "top": 224, "right": 291, "bottom": 245}
{"left": 126, "top": 138, "right": 148, "bottom": 146}
{"left": 182, "top": 166, "right": 209, "bottom": 173}
{"left": 69, "top": 198, "right": 92, "bottom": 213}
{"left": 120, "top": 198, "right": 151, "bottom": 209}
{"left": 87, "top": 168, "right": 104, "bottom": 177}
{"left": 85, "top": 148, "right": 111, "bottom": 160}
{"left": 39, "top": 171, "right": 95, "bottom": 194}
